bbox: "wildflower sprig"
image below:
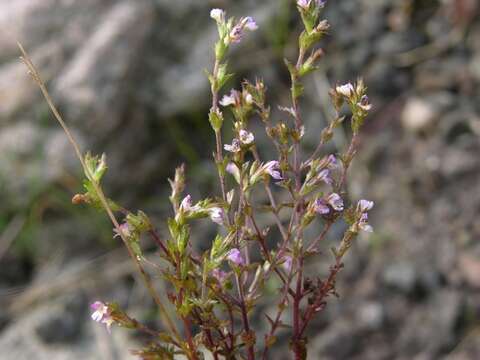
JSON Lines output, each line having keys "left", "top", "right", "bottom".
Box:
{"left": 21, "top": 1, "right": 375, "bottom": 359}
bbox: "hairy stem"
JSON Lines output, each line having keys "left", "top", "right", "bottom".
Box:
{"left": 211, "top": 59, "right": 228, "bottom": 203}
{"left": 235, "top": 272, "right": 255, "bottom": 360}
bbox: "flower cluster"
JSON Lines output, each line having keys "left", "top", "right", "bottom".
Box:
{"left": 24, "top": 2, "right": 375, "bottom": 359}
{"left": 82, "top": 5, "right": 373, "bottom": 358}
{"left": 356, "top": 199, "right": 374, "bottom": 232}
{"left": 209, "top": 8, "right": 257, "bottom": 61}
{"left": 90, "top": 301, "right": 114, "bottom": 333}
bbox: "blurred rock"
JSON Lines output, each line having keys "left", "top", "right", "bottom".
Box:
{"left": 356, "top": 301, "right": 385, "bottom": 331}
{"left": 0, "top": 293, "right": 136, "bottom": 360}
{"left": 382, "top": 262, "right": 417, "bottom": 295}
{"left": 458, "top": 253, "right": 480, "bottom": 289}
{"left": 397, "top": 290, "right": 463, "bottom": 356}
{"left": 401, "top": 97, "right": 438, "bottom": 133}
{"left": 35, "top": 292, "right": 87, "bottom": 344}
{"left": 376, "top": 30, "right": 425, "bottom": 56}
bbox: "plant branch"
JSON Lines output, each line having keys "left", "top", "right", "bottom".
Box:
{"left": 17, "top": 42, "right": 182, "bottom": 349}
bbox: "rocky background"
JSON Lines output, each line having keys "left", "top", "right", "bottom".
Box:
{"left": 0, "top": 0, "right": 479, "bottom": 359}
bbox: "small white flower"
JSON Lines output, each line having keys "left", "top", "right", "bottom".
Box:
{"left": 220, "top": 90, "right": 238, "bottom": 107}
{"left": 239, "top": 129, "right": 254, "bottom": 145}
{"left": 224, "top": 139, "right": 241, "bottom": 153}
{"left": 244, "top": 92, "right": 253, "bottom": 105}
{"left": 209, "top": 207, "right": 225, "bottom": 225}
{"left": 210, "top": 8, "right": 225, "bottom": 23}
{"left": 358, "top": 213, "right": 373, "bottom": 232}
{"left": 336, "top": 83, "right": 355, "bottom": 97}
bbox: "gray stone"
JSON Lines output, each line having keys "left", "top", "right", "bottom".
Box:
{"left": 382, "top": 262, "right": 417, "bottom": 294}
{"left": 0, "top": 293, "right": 136, "bottom": 360}
{"left": 401, "top": 97, "right": 438, "bottom": 133}
{"left": 356, "top": 301, "right": 385, "bottom": 331}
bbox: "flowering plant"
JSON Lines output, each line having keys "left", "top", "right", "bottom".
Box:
{"left": 19, "top": 1, "right": 374, "bottom": 359}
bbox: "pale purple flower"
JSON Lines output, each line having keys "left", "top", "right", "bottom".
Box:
{"left": 239, "top": 129, "right": 254, "bottom": 145}
{"left": 212, "top": 269, "right": 228, "bottom": 283}
{"left": 226, "top": 162, "right": 237, "bottom": 175}
{"left": 282, "top": 256, "right": 293, "bottom": 272}
{"left": 229, "top": 17, "right": 258, "bottom": 43}
{"left": 297, "top": 0, "right": 310, "bottom": 9}
{"left": 317, "top": 169, "right": 333, "bottom": 185}
{"left": 180, "top": 194, "right": 193, "bottom": 211}
{"left": 336, "top": 83, "right": 355, "bottom": 97}
{"left": 358, "top": 213, "right": 373, "bottom": 232}
{"left": 297, "top": 0, "right": 326, "bottom": 10}
{"left": 327, "top": 193, "right": 344, "bottom": 212}
{"left": 90, "top": 301, "right": 114, "bottom": 333}
{"left": 210, "top": 8, "right": 225, "bottom": 23}
{"left": 264, "top": 160, "right": 283, "bottom": 180}
{"left": 226, "top": 163, "right": 240, "bottom": 184}
{"left": 113, "top": 222, "right": 131, "bottom": 239}
{"left": 209, "top": 207, "right": 225, "bottom": 225}
{"left": 357, "top": 95, "right": 372, "bottom": 111}
{"left": 357, "top": 199, "right": 374, "bottom": 213}
{"left": 327, "top": 154, "right": 338, "bottom": 168}
{"left": 314, "top": 198, "right": 330, "bottom": 215}
{"left": 224, "top": 139, "right": 241, "bottom": 153}
{"left": 243, "top": 17, "right": 258, "bottom": 31}
{"left": 227, "top": 248, "right": 245, "bottom": 266}
{"left": 179, "top": 194, "right": 201, "bottom": 215}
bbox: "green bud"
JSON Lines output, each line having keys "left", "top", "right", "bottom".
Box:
{"left": 209, "top": 108, "right": 224, "bottom": 132}
{"left": 126, "top": 210, "right": 151, "bottom": 233}
{"left": 299, "top": 49, "right": 324, "bottom": 77}
{"left": 84, "top": 152, "right": 107, "bottom": 183}
{"left": 168, "top": 164, "right": 186, "bottom": 209}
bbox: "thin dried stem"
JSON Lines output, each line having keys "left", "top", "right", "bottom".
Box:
{"left": 17, "top": 42, "right": 183, "bottom": 349}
